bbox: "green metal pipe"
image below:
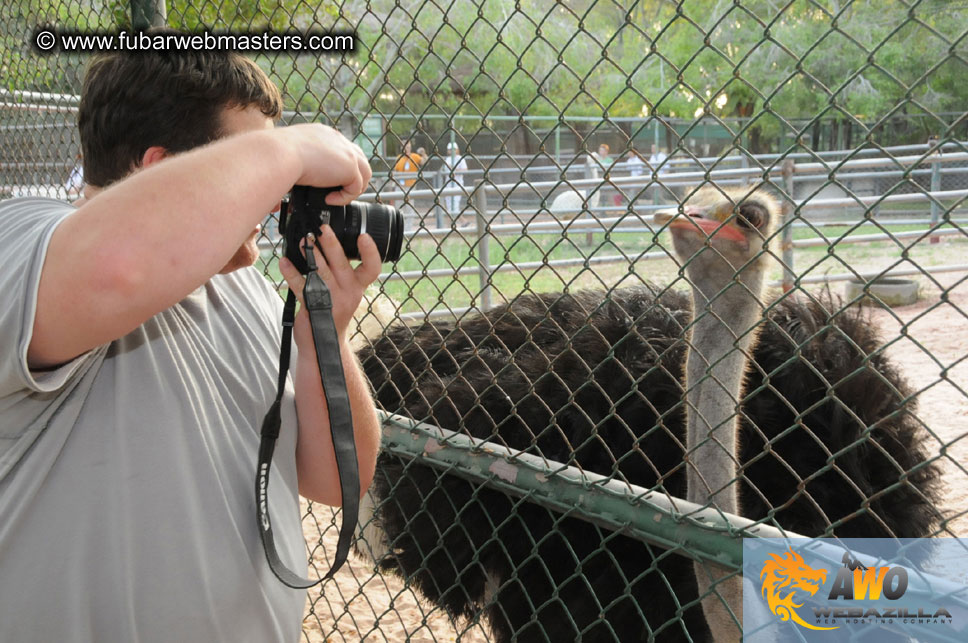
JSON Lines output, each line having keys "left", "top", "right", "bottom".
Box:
{"left": 379, "top": 412, "right": 968, "bottom": 630}
{"left": 781, "top": 158, "right": 796, "bottom": 292}
{"left": 378, "top": 412, "right": 798, "bottom": 570}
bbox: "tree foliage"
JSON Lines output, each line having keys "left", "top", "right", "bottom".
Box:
{"left": 3, "top": 0, "right": 965, "bottom": 149}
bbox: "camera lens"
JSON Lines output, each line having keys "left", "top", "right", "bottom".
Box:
{"left": 353, "top": 201, "right": 404, "bottom": 263}
{"left": 283, "top": 186, "right": 403, "bottom": 274}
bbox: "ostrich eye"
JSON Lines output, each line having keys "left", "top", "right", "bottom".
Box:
{"left": 737, "top": 202, "right": 767, "bottom": 230}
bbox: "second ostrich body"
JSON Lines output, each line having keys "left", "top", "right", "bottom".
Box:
{"left": 357, "top": 189, "right": 940, "bottom": 642}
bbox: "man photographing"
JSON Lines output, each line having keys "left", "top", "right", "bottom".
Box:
{"left": 0, "top": 47, "right": 382, "bottom": 641}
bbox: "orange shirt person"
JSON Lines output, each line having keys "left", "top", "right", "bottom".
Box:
{"left": 393, "top": 141, "right": 422, "bottom": 188}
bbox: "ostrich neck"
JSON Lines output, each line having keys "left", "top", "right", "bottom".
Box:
{"left": 684, "top": 271, "right": 764, "bottom": 514}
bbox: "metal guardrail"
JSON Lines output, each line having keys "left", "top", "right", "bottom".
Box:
{"left": 379, "top": 412, "right": 793, "bottom": 569}
{"left": 257, "top": 147, "right": 966, "bottom": 320}
{"left": 382, "top": 412, "right": 968, "bottom": 642}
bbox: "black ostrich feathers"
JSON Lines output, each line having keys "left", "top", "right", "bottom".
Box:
{"left": 357, "top": 285, "right": 941, "bottom": 642}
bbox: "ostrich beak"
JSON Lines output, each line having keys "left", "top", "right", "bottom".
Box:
{"left": 653, "top": 206, "right": 746, "bottom": 244}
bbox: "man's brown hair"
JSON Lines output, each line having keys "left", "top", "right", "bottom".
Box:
{"left": 78, "top": 45, "right": 282, "bottom": 187}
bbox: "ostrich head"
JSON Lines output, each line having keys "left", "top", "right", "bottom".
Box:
{"left": 654, "top": 187, "right": 777, "bottom": 298}
{"left": 652, "top": 186, "right": 781, "bottom": 501}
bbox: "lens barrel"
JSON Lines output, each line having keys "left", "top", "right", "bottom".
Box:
{"left": 283, "top": 185, "right": 403, "bottom": 274}
{"left": 355, "top": 201, "right": 404, "bottom": 264}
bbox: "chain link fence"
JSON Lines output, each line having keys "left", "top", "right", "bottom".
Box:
{"left": 3, "top": 1, "right": 967, "bottom": 641}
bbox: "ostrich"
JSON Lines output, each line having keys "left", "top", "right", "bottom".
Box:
{"left": 356, "top": 188, "right": 941, "bottom": 642}
{"left": 653, "top": 188, "right": 777, "bottom": 640}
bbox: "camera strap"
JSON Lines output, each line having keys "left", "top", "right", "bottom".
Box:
{"left": 256, "top": 237, "right": 360, "bottom": 589}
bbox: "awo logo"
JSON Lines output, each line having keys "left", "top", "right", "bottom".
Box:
{"left": 759, "top": 548, "right": 954, "bottom": 632}
{"left": 760, "top": 548, "right": 837, "bottom": 631}
{"left": 826, "top": 552, "right": 908, "bottom": 601}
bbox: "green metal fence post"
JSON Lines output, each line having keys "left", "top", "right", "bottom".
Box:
{"left": 554, "top": 122, "right": 561, "bottom": 164}
{"left": 930, "top": 137, "right": 942, "bottom": 244}
{"left": 433, "top": 168, "right": 444, "bottom": 230}
{"left": 474, "top": 182, "right": 492, "bottom": 311}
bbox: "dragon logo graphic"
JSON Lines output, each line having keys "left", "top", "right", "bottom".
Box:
{"left": 760, "top": 548, "right": 838, "bottom": 631}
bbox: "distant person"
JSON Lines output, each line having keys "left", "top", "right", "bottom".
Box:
{"left": 625, "top": 148, "right": 645, "bottom": 177}
{"left": 590, "top": 144, "right": 623, "bottom": 206}
{"left": 65, "top": 153, "right": 84, "bottom": 200}
{"left": 648, "top": 144, "right": 669, "bottom": 176}
{"left": 393, "top": 141, "right": 422, "bottom": 189}
{"left": 589, "top": 143, "right": 621, "bottom": 207}
{"left": 620, "top": 148, "right": 646, "bottom": 207}
{"left": 441, "top": 142, "right": 468, "bottom": 217}
{"left": 597, "top": 143, "right": 612, "bottom": 167}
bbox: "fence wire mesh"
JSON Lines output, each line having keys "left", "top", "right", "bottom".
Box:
{"left": 2, "top": 1, "right": 967, "bottom": 641}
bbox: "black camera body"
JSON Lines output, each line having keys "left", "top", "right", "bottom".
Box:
{"left": 280, "top": 185, "right": 403, "bottom": 274}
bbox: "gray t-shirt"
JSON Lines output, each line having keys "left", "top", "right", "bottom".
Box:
{"left": 0, "top": 197, "right": 306, "bottom": 642}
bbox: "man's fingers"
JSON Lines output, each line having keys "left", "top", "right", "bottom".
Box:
{"left": 322, "top": 144, "right": 370, "bottom": 205}
{"left": 280, "top": 239, "right": 337, "bottom": 295}
{"left": 317, "top": 225, "right": 353, "bottom": 286}
{"left": 355, "top": 233, "right": 382, "bottom": 286}
{"left": 325, "top": 182, "right": 361, "bottom": 206}
{"left": 285, "top": 124, "right": 370, "bottom": 204}
{"left": 308, "top": 241, "right": 335, "bottom": 285}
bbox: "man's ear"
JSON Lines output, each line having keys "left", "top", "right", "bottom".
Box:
{"left": 140, "top": 145, "right": 169, "bottom": 169}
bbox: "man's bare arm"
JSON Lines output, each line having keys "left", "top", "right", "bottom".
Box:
{"left": 292, "top": 339, "right": 382, "bottom": 505}
{"left": 28, "top": 124, "right": 368, "bottom": 368}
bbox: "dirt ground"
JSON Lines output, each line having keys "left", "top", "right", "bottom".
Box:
{"left": 863, "top": 271, "right": 968, "bottom": 538}
{"left": 300, "top": 504, "right": 489, "bottom": 643}
{"left": 300, "top": 270, "right": 968, "bottom": 643}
